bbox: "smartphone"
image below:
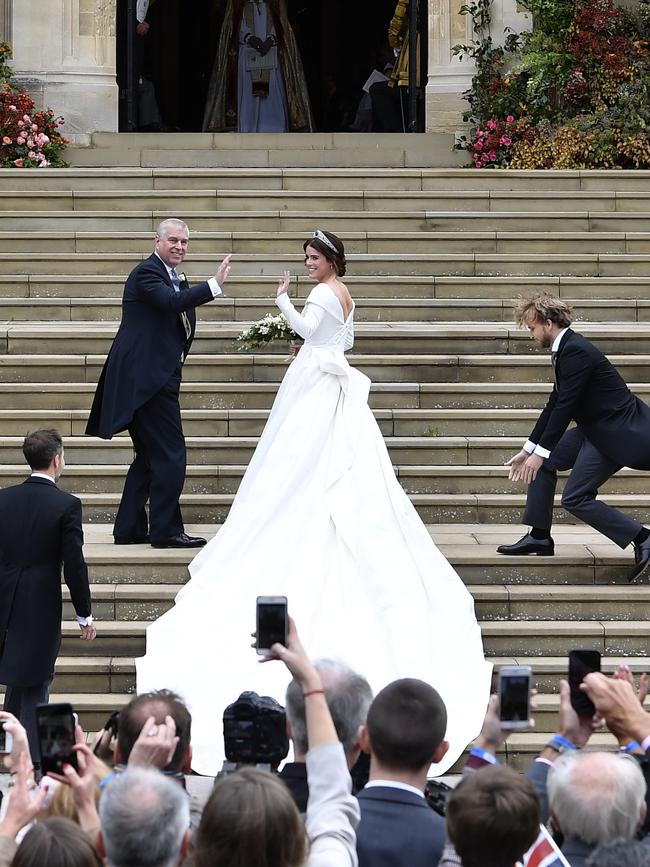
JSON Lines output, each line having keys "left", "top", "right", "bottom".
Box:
{"left": 256, "top": 596, "right": 288, "bottom": 655}
{"left": 0, "top": 727, "right": 13, "bottom": 754}
{"left": 36, "top": 702, "right": 78, "bottom": 775}
{"left": 569, "top": 649, "right": 601, "bottom": 717}
{"left": 498, "top": 665, "right": 532, "bottom": 730}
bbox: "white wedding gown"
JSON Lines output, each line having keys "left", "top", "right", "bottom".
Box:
{"left": 137, "top": 283, "right": 492, "bottom": 776}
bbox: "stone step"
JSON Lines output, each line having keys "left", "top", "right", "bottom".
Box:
{"left": 8, "top": 209, "right": 650, "bottom": 236}
{"left": 8, "top": 188, "right": 650, "bottom": 214}
{"left": 2, "top": 321, "right": 650, "bottom": 357}
{"left": 5, "top": 274, "right": 650, "bottom": 301}
{"left": 1, "top": 296, "right": 649, "bottom": 325}
{"left": 21, "top": 487, "right": 650, "bottom": 526}
{"left": 7, "top": 251, "right": 650, "bottom": 279}
{"left": 53, "top": 618, "right": 650, "bottom": 660}
{"left": 69, "top": 523, "right": 640, "bottom": 586}
{"left": 6, "top": 461, "right": 644, "bottom": 496}
{"left": 4, "top": 379, "right": 650, "bottom": 412}
{"left": 5, "top": 230, "right": 650, "bottom": 257}
{"left": 7, "top": 166, "right": 650, "bottom": 193}
{"left": 0, "top": 433, "right": 628, "bottom": 468}
{"left": 2, "top": 354, "right": 649, "bottom": 384}
{"left": 49, "top": 654, "right": 650, "bottom": 697}
{"left": 0, "top": 407, "right": 545, "bottom": 437}
{"left": 61, "top": 582, "right": 650, "bottom": 625}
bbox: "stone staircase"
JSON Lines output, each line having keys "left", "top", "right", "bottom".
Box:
{"left": 1, "top": 160, "right": 649, "bottom": 769}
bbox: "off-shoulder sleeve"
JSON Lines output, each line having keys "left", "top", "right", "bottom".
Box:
{"left": 275, "top": 292, "right": 328, "bottom": 340}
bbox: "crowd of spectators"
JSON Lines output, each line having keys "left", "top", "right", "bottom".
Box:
{"left": 2, "top": 624, "right": 650, "bottom": 867}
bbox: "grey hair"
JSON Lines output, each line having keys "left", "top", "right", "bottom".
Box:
{"left": 285, "top": 658, "right": 373, "bottom": 756}
{"left": 548, "top": 751, "right": 646, "bottom": 847}
{"left": 155, "top": 218, "right": 189, "bottom": 239}
{"left": 99, "top": 768, "right": 190, "bottom": 867}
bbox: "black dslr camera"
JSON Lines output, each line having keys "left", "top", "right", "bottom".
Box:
{"left": 221, "top": 691, "right": 289, "bottom": 770}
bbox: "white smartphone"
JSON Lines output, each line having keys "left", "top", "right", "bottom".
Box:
{"left": 498, "top": 665, "right": 532, "bottom": 731}
{"left": 255, "top": 595, "right": 288, "bottom": 655}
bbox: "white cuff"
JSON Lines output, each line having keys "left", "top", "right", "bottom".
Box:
{"left": 77, "top": 615, "right": 93, "bottom": 627}
{"left": 208, "top": 277, "right": 222, "bottom": 298}
{"left": 523, "top": 440, "right": 536, "bottom": 454}
{"left": 533, "top": 444, "right": 551, "bottom": 459}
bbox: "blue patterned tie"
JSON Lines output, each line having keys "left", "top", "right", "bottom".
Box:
{"left": 171, "top": 269, "right": 191, "bottom": 343}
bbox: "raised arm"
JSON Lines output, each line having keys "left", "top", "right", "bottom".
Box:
{"left": 275, "top": 272, "right": 327, "bottom": 340}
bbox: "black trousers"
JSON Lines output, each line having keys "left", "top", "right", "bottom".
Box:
{"left": 114, "top": 367, "right": 186, "bottom": 543}
{"left": 522, "top": 427, "right": 642, "bottom": 549}
{"left": 4, "top": 679, "right": 51, "bottom": 761}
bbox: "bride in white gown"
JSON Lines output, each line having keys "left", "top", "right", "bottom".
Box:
{"left": 137, "top": 230, "right": 492, "bottom": 776}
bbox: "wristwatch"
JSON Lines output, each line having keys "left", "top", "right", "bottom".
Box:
{"left": 545, "top": 734, "right": 577, "bottom": 753}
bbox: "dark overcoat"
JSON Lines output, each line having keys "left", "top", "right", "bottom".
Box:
{"left": 86, "top": 253, "right": 214, "bottom": 439}
{"left": 0, "top": 476, "right": 92, "bottom": 687}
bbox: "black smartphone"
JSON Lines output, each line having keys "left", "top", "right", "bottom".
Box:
{"left": 256, "top": 595, "right": 288, "bottom": 655}
{"left": 36, "top": 702, "right": 78, "bottom": 775}
{"left": 569, "top": 649, "right": 601, "bottom": 717}
{"left": 498, "top": 665, "right": 532, "bottom": 730}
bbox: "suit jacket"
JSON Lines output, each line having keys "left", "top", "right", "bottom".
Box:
{"left": 356, "top": 785, "right": 445, "bottom": 867}
{"left": 0, "top": 477, "right": 92, "bottom": 687}
{"left": 279, "top": 761, "right": 309, "bottom": 814}
{"left": 86, "top": 253, "right": 214, "bottom": 439}
{"left": 529, "top": 329, "right": 650, "bottom": 470}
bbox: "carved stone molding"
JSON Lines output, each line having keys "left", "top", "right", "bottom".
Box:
{"left": 0, "top": 0, "right": 12, "bottom": 43}
{"left": 95, "top": 0, "right": 116, "bottom": 37}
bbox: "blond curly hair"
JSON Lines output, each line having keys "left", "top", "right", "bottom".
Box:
{"left": 514, "top": 294, "right": 574, "bottom": 329}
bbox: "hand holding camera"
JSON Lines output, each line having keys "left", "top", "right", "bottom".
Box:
{"left": 0, "top": 751, "right": 47, "bottom": 839}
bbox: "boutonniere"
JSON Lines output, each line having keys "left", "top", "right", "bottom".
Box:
{"left": 179, "top": 272, "right": 187, "bottom": 284}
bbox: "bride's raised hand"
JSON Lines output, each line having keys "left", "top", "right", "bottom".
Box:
{"left": 277, "top": 270, "right": 291, "bottom": 297}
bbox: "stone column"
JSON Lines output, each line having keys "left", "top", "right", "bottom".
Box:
{"left": 426, "top": 0, "right": 531, "bottom": 133}
{"left": 9, "top": 0, "right": 117, "bottom": 137}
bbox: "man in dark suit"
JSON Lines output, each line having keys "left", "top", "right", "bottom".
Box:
{"left": 0, "top": 428, "right": 95, "bottom": 757}
{"left": 497, "top": 293, "right": 650, "bottom": 582}
{"left": 281, "top": 659, "right": 373, "bottom": 812}
{"left": 355, "top": 678, "right": 448, "bottom": 867}
{"left": 86, "top": 218, "right": 231, "bottom": 549}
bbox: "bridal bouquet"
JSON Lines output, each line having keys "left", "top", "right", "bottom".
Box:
{"left": 237, "top": 313, "right": 298, "bottom": 351}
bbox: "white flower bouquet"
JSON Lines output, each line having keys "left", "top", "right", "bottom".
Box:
{"left": 237, "top": 313, "right": 298, "bottom": 351}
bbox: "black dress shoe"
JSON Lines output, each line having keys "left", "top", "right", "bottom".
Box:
{"left": 114, "top": 535, "right": 150, "bottom": 545}
{"left": 628, "top": 536, "right": 650, "bottom": 582}
{"left": 496, "top": 532, "right": 555, "bottom": 556}
{"left": 151, "top": 533, "right": 207, "bottom": 549}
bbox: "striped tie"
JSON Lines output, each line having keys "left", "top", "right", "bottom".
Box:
{"left": 171, "top": 268, "right": 192, "bottom": 344}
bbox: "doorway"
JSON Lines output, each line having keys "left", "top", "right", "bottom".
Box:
{"left": 117, "top": 0, "right": 428, "bottom": 133}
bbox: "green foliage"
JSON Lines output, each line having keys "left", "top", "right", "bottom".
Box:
{"left": 455, "top": 0, "right": 650, "bottom": 169}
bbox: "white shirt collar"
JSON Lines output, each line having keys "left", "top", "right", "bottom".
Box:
{"left": 552, "top": 327, "right": 569, "bottom": 353}
{"left": 30, "top": 472, "right": 55, "bottom": 483}
{"left": 364, "top": 780, "right": 425, "bottom": 799}
{"left": 154, "top": 251, "right": 176, "bottom": 279}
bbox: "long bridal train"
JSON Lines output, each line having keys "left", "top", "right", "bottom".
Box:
{"left": 137, "top": 282, "right": 492, "bottom": 775}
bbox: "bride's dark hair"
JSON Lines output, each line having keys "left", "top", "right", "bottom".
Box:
{"left": 303, "top": 230, "right": 347, "bottom": 277}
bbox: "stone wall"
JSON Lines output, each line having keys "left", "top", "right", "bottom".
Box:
{"left": 8, "top": 0, "right": 118, "bottom": 137}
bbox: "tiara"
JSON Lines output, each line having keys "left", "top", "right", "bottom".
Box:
{"left": 313, "top": 229, "right": 338, "bottom": 254}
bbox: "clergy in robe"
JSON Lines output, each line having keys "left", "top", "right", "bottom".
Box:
{"left": 203, "top": 0, "right": 312, "bottom": 132}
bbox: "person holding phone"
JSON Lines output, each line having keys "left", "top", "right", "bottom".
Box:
{"left": 0, "top": 429, "right": 95, "bottom": 760}
{"left": 137, "top": 230, "right": 491, "bottom": 776}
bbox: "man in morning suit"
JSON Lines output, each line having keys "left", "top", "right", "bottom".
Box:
{"left": 0, "top": 429, "right": 95, "bottom": 757}
{"left": 497, "top": 293, "right": 650, "bottom": 583}
{"left": 86, "top": 219, "right": 231, "bottom": 549}
{"left": 355, "top": 678, "right": 448, "bottom": 867}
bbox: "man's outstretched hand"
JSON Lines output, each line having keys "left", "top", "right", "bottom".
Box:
{"left": 215, "top": 254, "right": 232, "bottom": 286}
